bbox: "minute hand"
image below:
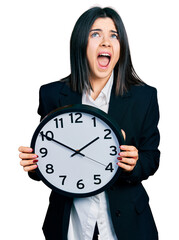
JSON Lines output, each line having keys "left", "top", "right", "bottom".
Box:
{"left": 71, "top": 137, "right": 100, "bottom": 157}
{"left": 41, "top": 133, "right": 85, "bottom": 156}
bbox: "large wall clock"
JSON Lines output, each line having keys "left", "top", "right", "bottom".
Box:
{"left": 31, "top": 104, "right": 124, "bottom": 197}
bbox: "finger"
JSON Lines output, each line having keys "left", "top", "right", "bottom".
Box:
{"left": 119, "top": 151, "right": 138, "bottom": 158}
{"left": 20, "top": 159, "right": 38, "bottom": 167}
{"left": 120, "top": 145, "right": 137, "bottom": 151}
{"left": 118, "top": 157, "right": 136, "bottom": 166}
{"left": 19, "top": 152, "right": 38, "bottom": 160}
{"left": 18, "top": 146, "right": 33, "bottom": 153}
{"left": 23, "top": 164, "right": 38, "bottom": 172}
{"left": 117, "top": 161, "right": 134, "bottom": 172}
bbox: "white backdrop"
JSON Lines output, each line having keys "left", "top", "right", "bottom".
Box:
{"left": 0, "top": 0, "right": 178, "bottom": 239}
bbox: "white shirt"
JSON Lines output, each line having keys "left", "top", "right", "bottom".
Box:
{"left": 67, "top": 73, "right": 118, "bottom": 240}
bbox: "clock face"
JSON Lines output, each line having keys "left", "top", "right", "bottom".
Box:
{"left": 31, "top": 104, "right": 124, "bottom": 197}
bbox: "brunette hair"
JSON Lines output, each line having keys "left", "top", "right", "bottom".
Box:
{"left": 70, "top": 7, "right": 143, "bottom": 95}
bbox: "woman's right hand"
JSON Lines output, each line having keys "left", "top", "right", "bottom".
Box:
{"left": 19, "top": 146, "right": 38, "bottom": 172}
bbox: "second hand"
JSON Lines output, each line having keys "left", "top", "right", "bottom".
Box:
{"left": 84, "top": 155, "right": 106, "bottom": 167}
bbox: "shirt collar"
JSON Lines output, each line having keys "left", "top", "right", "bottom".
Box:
{"left": 88, "top": 72, "right": 113, "bottom": 105}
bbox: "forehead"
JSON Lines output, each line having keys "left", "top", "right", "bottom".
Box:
{"left": 90, "top": 17, "right": 117, "bottom": 31}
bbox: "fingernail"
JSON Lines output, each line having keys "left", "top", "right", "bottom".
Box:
{"left": 117, "top": 157, "right": 122, "bottom": 160}
{"left": 33, "top": 160, "right": 38, "bottom": 163}
{"left": 119, "top": 152, "right": 124, "bottom": 156}
{"left": 120, "top": 145, "right": 125, "bottom": 150}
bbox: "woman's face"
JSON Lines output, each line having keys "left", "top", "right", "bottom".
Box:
{"left": 87, "top": 17, "right": 120, "bottom": 82}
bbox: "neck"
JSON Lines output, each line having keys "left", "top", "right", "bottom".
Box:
{"left": 90, "top": 75, "right": 111, "bottom": 100}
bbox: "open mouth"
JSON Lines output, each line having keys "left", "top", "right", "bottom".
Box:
{"left": 97, "top": 53, "right": 111, "bottom": 68}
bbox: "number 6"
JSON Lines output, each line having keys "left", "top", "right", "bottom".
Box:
{"left": 76, "top": 179, "right": 85, "bottom": 189}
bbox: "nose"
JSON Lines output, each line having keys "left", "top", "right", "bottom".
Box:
{"left": 100, "top": 36, "right": 111, "bottom": 47}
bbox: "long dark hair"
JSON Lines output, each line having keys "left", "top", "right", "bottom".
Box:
{"left": 70, "top": 7, "right": 143, "bottom": 95}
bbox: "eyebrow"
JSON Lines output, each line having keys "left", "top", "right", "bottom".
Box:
{"left": 90, "top": 29, "right": 118, "bottom": 34}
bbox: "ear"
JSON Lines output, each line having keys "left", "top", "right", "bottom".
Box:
{"left": 121, "top": 129, "right": 126, "bottom": 141}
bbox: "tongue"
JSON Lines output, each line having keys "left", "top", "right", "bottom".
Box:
{"left": 97, "top": 56, "right": 110, "bottom": 67}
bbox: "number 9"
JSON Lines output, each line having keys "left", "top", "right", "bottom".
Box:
{"left": 40, "top": 147, "right": 48, "bottom": 157}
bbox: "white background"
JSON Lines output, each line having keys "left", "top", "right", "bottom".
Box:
{"left": 0, "top": 0, "right": 178, "bottom": 239}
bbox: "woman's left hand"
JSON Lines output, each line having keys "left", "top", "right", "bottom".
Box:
{"left": 117, "top": 145, "right": 138, "bottom": 172}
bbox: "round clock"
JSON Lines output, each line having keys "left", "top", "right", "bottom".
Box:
{"left": 31, "top": 104, "right": 124, "bottom": 197}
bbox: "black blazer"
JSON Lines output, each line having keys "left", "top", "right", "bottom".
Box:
{"left": 29, "top": 77, "right": 160, "bottom": 240}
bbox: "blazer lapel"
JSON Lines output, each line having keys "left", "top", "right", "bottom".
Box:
{"left": 108, "top": 85, "right": 131, "bottom": 128}
{"left": 59, "top": 80, "right": 82, "bottom": 107}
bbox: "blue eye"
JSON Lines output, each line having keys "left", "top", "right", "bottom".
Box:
{"left": 111, "top": 34, "right": 118, "bottom": 39}
{"left": 91, "top": 32, "right": 100, "bottom": 38}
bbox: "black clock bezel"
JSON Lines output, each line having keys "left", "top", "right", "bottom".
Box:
{"left": 31, "top": 104, "right": 125, "bottom": 198}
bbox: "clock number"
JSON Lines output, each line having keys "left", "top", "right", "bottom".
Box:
{"left": 110, "top": 146, "right": 118, "bottom": 156}
{"left": 91, "top": 117, "right": 96, "bottom": 127}
{"left": 40, "top": 147, "right": 48, "bottom": 157}
{"left": 69, "top": 113, "right": 83, "bottom": 123}
{"left": 46, "top": 164, "right": 54, "bottom": 174}
{"left": 54, "top": 118, "right": 64, "bottom": 128}
{"left": 104, "top": 129, "right": 112, "bottom": 139}
{"left": 76, "top": 113, "right": 83, "bottom": 123}
{"left": 76, "top": 179, "right": 85, "bottom": 189}
{"left": 40, "top": 131, "right": 54, "bottom": 141}
{"left": 59, "top": 175, "right": 67, "bottom": 185}
{"left": 94, "top": 175, "right": 101, "bottom": 185}
{"left": 105, "top": 162, "right": 114, "bottom": 172}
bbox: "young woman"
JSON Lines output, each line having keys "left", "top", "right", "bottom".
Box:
{"left": 19, "top": 7, "right": 160, "bottom": 240}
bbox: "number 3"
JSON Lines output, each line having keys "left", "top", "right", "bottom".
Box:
{"left": 110, "top": 146, "right": 117, "bottom": 156}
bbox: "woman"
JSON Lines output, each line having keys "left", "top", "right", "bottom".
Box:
{"left": 19, "top": 7, "right": 160, "bottom": 240}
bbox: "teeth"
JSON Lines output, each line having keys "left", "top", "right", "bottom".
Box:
{"left": 99, "top": 53, "right": 110, "bottom": 57}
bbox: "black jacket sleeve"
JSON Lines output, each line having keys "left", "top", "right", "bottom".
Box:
{"left": 120, "top": 88, "right": 160, "bottom": 184}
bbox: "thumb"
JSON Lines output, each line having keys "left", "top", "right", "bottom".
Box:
{"left": 121, "top": 129, "right": 126, "bottom": 141}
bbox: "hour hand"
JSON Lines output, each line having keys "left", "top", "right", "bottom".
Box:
{"left": 40, "top": 133, "right": 85, "bottom": 156}
{"left": 71, "top": 137, "right": 100, "bottom": 157}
